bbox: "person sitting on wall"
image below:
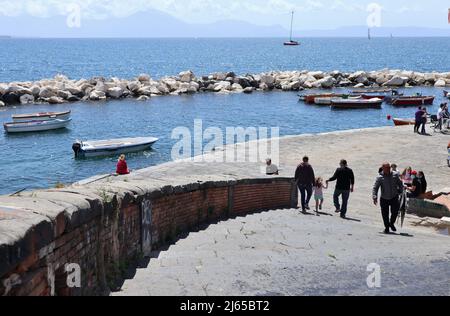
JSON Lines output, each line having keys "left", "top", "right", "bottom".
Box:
{"left": 406, "top": 171, "right": 421, "bottom": 198}
{"left": 116, "top": 154, "right": 131, "bottom": 175}
{"left": 266, "top": 158, "right": 279, "bottom": 175}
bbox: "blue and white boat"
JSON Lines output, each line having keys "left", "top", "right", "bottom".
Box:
{"left": 72, "top": 136, "right": 158, "bottom": 158}
{"left": 4, "top": 118, "right": 72, "bottom": 133}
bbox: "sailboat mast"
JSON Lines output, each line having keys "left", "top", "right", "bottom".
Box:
{"left": 290, "top": 11, "right": 294, "bottom": 41}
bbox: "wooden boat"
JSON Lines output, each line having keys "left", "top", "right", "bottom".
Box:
{"left": 315, "top": 96, "right": 361, "bottom": 105}
{"left": 4, "top": 118, "right": 71, "bottom": 133}
{"left": 351, "top": 88, "right": 393, "bottom": 94}
{"left": 283, "top": 11, "right": 299, "bottom": 46}
{"left": 12, "top": 110, "right": 71, "bottom": 123}
{"left": 387, "top": 96, "right": 435, "bottom": 106}
{"left": 72, "top": 136, "right": 159, "bottom": 158}
{"left": 330, "top": 98, "right": 383, "bottom": 109}
{"left": 301, "top": 93, "right": 344, "bottom": 104}
{"left": 393, "top": 118, "right": 415, "bottom": 126}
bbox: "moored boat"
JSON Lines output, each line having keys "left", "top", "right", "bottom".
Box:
{"left": 330, "top": 98, "right": 383, "bottom": 109}
{"left": 315, "top": 95, "right": 361, "bottom": 105}
{"left": 392, "top": 118, "right": 415, "bottom": 126}
{"left": 284, "top": 11, "right": 300, "bottom": 46}
{"left": 4, "top": 118, "right": 72, "bottom": 133}
{"left": 386, "top": 95, "right": 434, "bottom": 106}
{"left": 301, "top": 93, "right": 344, "bottom": 104}
{"left": 12, "top": 110, "right": 71, "bottom": 123}
{"left": 72, "top": 136, "right": 159, "bottom": 158}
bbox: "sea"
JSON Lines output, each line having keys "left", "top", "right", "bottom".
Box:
{"left": 1, "top": 37, "right": 449, "bottom": 194}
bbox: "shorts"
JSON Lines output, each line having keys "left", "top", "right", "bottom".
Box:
{"left": 314, "top": 194, "right": 324, "bottom": 201}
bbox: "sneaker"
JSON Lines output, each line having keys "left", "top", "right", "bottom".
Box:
{"left": 319, "top": 205, "right": 323, "bottom": 210}
{"left": 384, "top": 228, "right": 390, "bottom": 234}
{"left": 390, "top": 224, "right": 397, "bottom": 232}
{"left": 340, "top": 214, "right": 346, "bottom": 219}
{"left": 335, "top": 209, "right": 341, "bottom": 213}
{"left": 305, "top": 205, "right": 311, "bottom": 210}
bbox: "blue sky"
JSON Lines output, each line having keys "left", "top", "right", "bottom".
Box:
{"left": 0, "top": 0, "right": 449, "bottom": 30}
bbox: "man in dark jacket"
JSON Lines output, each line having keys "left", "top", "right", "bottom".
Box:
{"left": 295, "top": 156, "right": 315, "bottom": 213}
{"left": 326, "top": 159, "right": 355, "bottom": 218}
{"left": 373, "top": 162, "right": 404, "bottom": 234}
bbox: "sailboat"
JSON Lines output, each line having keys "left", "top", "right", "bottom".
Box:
{"left": 284, "top": 11, "right": 299, "bottom": 46}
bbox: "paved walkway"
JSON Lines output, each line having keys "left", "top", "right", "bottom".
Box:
{"left": 108, "top": 126, "right": 450, "bottom": 296}
{"left": 113, "top": 208, "right": 450, "bottom": 296}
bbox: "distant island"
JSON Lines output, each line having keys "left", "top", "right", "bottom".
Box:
{"left": 0, "top": 35, "right": 12, "bottom": 39}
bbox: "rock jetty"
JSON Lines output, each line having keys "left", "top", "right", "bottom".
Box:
{"left": 1, "top": 69, "right": 450, "bottom": 106}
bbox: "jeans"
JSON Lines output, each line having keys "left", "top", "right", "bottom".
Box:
{"left": 298, "top": 184, "right": 313, "bottom": 210}
{"left": 380, "top": 197, "right": 400, "bottom": 229}
{"left": 334, "top": 189, "right": 350, "bottom": 216}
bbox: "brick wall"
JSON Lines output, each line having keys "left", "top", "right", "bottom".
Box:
{"left": 0, "top": 178, "right": 297, "bottom": 296}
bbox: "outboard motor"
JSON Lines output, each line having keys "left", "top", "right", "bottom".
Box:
{"left": 72, "top": 141, "right": 82, "bottom": 158}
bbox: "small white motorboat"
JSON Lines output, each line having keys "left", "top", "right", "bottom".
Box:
{"left": 12, "top": 110, "right": 71, "bottom": 123}
{"left": 72, "top": 137, "right": 159, "bottom": 158}
{"left": 4, "top": 118, "right": 72, "bottom": 133}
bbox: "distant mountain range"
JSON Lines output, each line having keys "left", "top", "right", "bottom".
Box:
{"left": 1, "top": 9, "right": 449, "bottom": 38}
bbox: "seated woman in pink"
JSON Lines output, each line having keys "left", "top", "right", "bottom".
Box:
{"left": 116, "top": 154, "right": 130, "bottom": 175}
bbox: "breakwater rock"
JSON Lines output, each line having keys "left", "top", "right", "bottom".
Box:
{"left": 1, "top": 69, "right": 450, "bottom": 106}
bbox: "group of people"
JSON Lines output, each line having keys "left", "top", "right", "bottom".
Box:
{"left": 267, "top": 156, "right": 432, "bottom": 234}
{"left": 437, "top": 102, "right": 450, "bottom": 131}
{"left": 294, "top": 156, "right": 355, "bottom": 219}
{"left": 414, "top": 103, "right": 450, "bottom": 135}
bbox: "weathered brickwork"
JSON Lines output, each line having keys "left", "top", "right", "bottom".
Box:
{"left": 0, "top": 178, "right": 297, "bottom": 296}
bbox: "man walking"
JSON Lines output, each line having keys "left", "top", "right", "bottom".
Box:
{"left": 373, "top": 162, "right": 404, "bottom": 234}
{"left": 326, "top": 159, "right": 355, "bottom": 219}
{"left": 295, "top": 156, "right": 315, "bottom": 213}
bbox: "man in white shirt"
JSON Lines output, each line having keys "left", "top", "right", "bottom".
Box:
{"left": 266, "top": 158, "right": 279, "bottom": 175}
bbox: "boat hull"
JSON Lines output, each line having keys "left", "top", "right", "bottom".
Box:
{"left": 73, "top": 137, "right": 159, "bottom": 158}
{"left": 4, "top": 119, "right": 71, "bottom": 133}
{"left": 284, "top": 41, "right": 299, "bottom": 46}
{"left": 389, "top": 96, "right": 435, "bottom": 106}
{"left": 12, "top": 111, "right": 71, "bottom": 123}
{"left": 393, "top": 118, "right": 415, "bottom": 126}
{"left": 331, "top": 98, "right": 383, "bottom": 109}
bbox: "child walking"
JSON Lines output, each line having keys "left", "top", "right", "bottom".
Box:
{"left": 313, "top": 177, "right": 328, "bottom": 215}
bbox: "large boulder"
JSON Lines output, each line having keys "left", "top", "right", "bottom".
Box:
{"left": 383, "top": 76, "right": 406, "bottom": 86}
{"left": 6, "top": 85, "right": 32, "bottom": 95}
{"left": 214, "top": 81, "right": 231, "bottom": 91}
{"left": 435, "top": 79, "right": 446, "bottom": 87}
{"left": 156, "top": 84, "right": 170, "bottom": 94}
{"left": 243, "top": 87, "right": 254, "bottom": 94}
{"left": 136, "top": 95, "right": 151, "bottom": 101}
{"left": 161, "top": 78, "right": 179, "bottom": 91}
{"left": 189, "top": 82, "right": 200, "bottom": 92}
{"left": 0, "top": 101, "right": 5, "bottom": 107}
{"left": 260, "top": 75, "right": 275, "bottom": 86}
{"left": 138, "top": 74, "right": 151, "bottom": 82}
{"left": 89, "top": 90, "right": 106, "bottom": 101}
{"left": 179, "top": 70, "right": 195, "bottom": 83}
{"left": 30, "top": 85, "right": 41, "bottom": 96}
{"left": 2, "top": 92, "right": 20, "bottom": 104}
{"left": 47, "top": 96, "right": 65, "bottom": 104}
{"left": 318, "top": 76, "right": 336, "bottom": 88}
{"left": 107, "top": 87, "right": 124, "bottom": 99}
{"left": 309, "top": 71, "right": 325, "bottom": 79}
{"left": 57, "top": 90, "right": 72, "bottom": 99}
{"left": 19, "top": 94, "right": 35, "bottom": 105}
